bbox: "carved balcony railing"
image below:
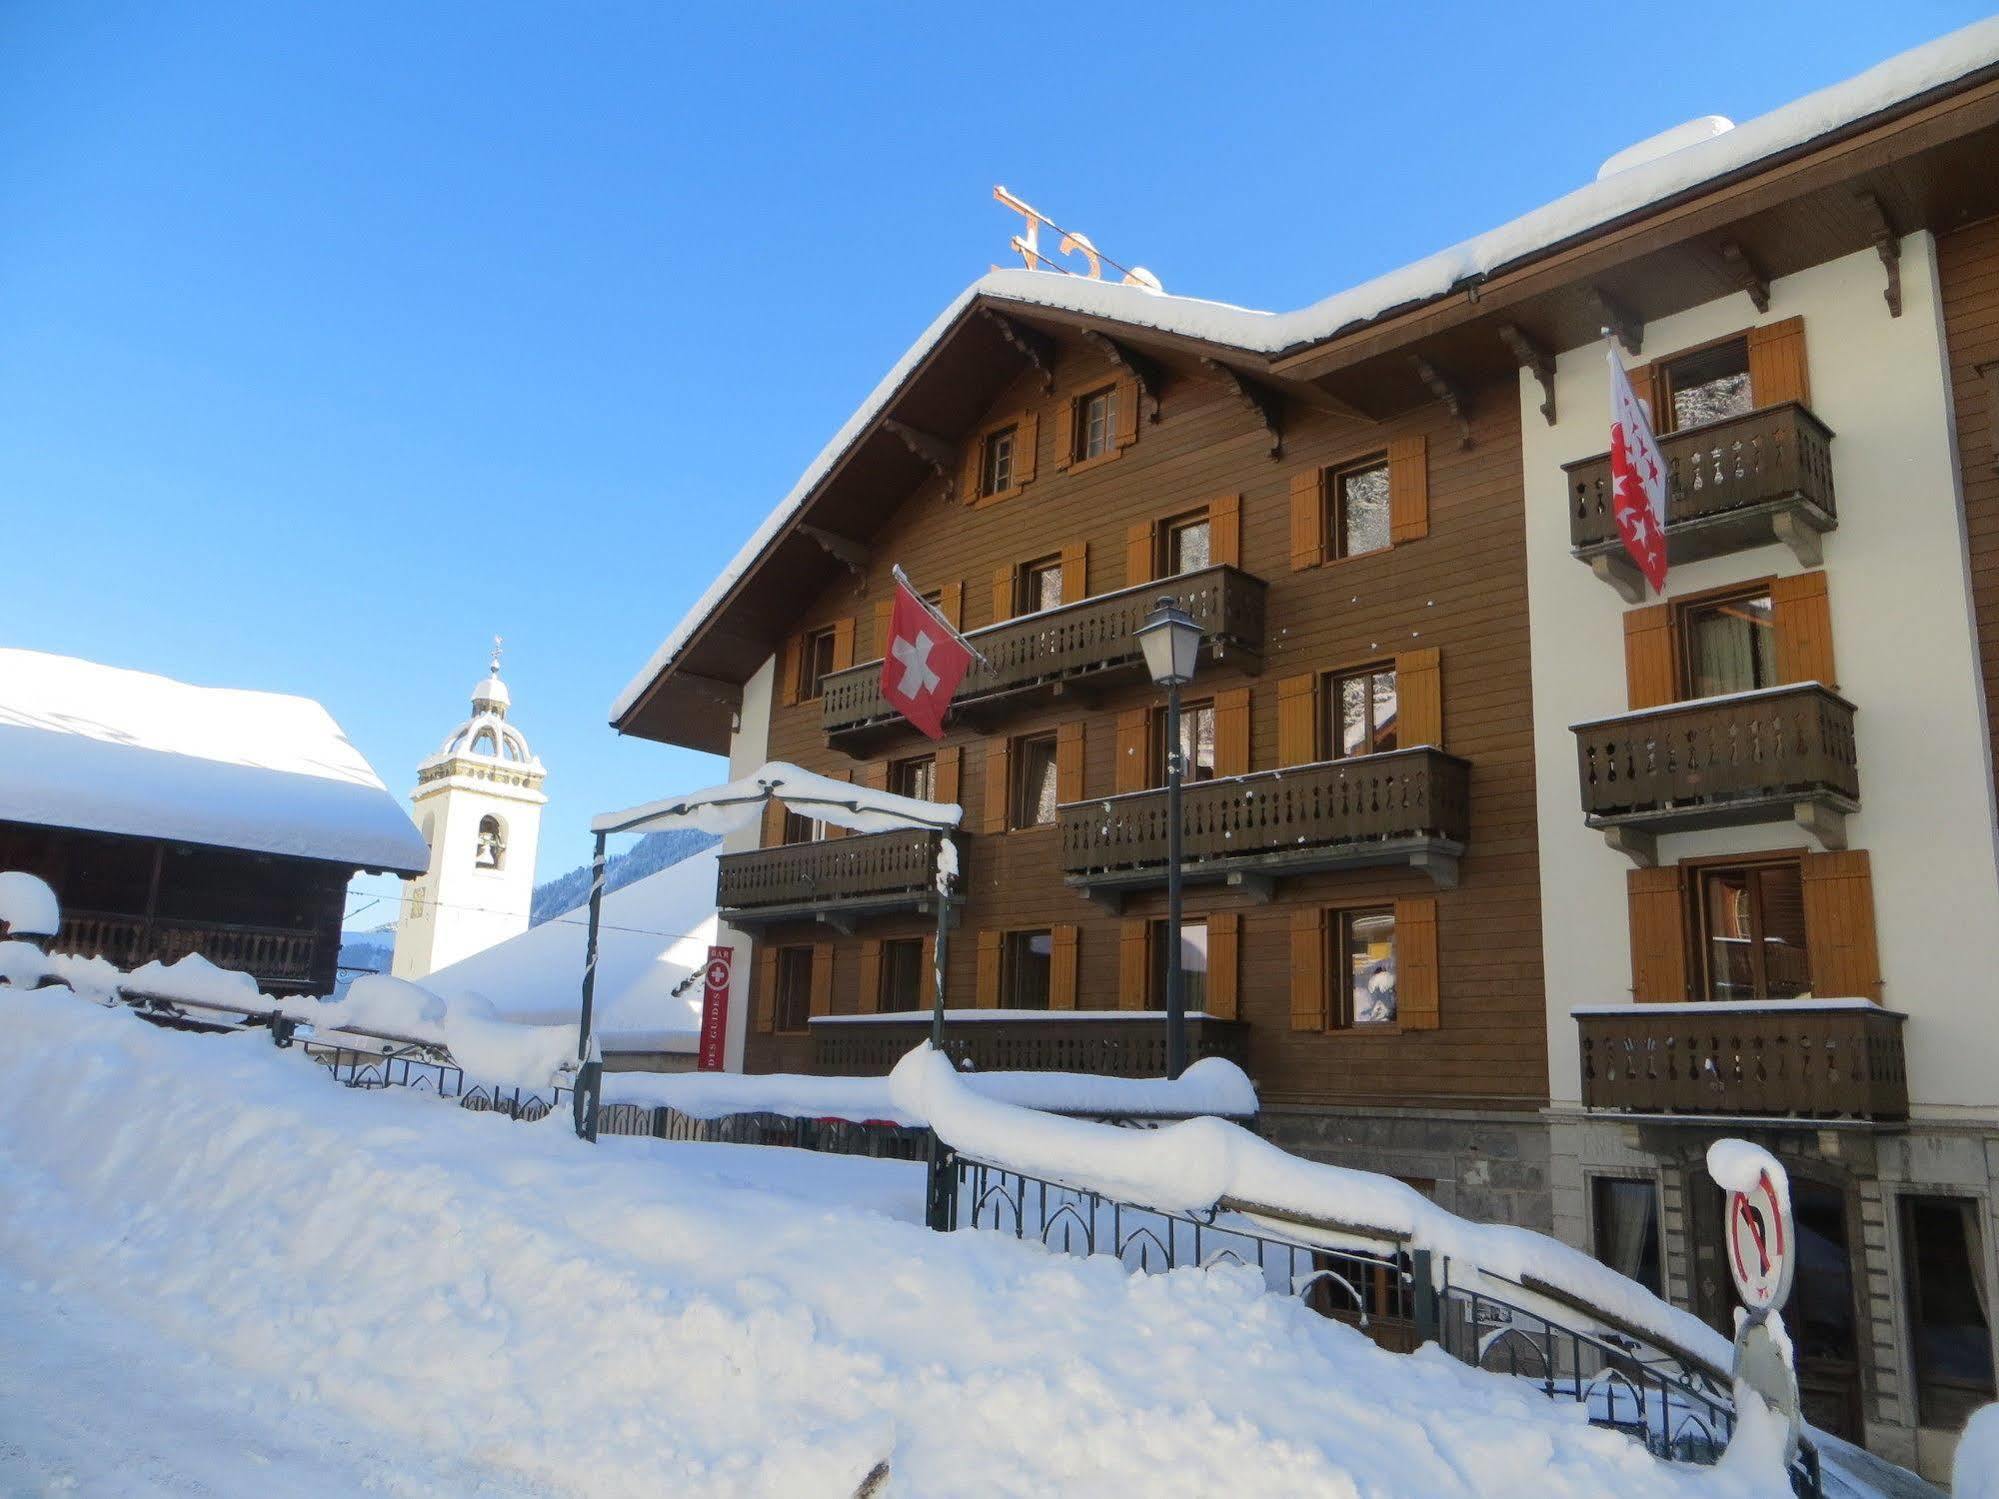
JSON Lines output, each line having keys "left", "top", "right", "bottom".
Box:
{"left": 812, "top": 1011, "right": 1248, "bottom": 1080}
{"left": 1564, "top": 403, "right": 1836, "bottom": 596}
{"left": 1576, "top": 1002, "right": 1907, "bottom": 1121}
{"left": 1058, "top": 748, "right": 1471, "bottom": 906}
{"left": 1572, "top": 683, "right": 1858, "bottom": 863}
{"left": 716, "top": 828, "right": 952, "bottom": 930}
{"left": 57, "top": 910, "right": 321, "bottom": 989}
{"left": 820, "top": 565, "right": 1267, "bottom": 749}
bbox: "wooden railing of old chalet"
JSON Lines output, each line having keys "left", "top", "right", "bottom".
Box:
{"left": 820, "top": 565, "right": 1267, "bottom": 745}
{"left": 1573, "top": 684, "right": 1858, "bottom": 832}
{"left": 1565, "top": 402, "right": 1836, "bottom": 563}
{"left": 1577, "top": 1001, "right": 1908, "bottom": 1121}
{"left": 58, "top": 909, "right": 321, "bottom": 987}
{"left": 1059, "top": 749, "right": 1471, "bottom": 891}
{"left": 715, "top": 828, "right": 945, "bottom": 921}
{"left": 812, "top": 1011, "right": 1247, "bottom": 1078}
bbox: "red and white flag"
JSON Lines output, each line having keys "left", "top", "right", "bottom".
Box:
{"left": 1608, "top": 349, "right": 1669, "bottom": 595}
{"left": 880, "top": 571, "right": 974, "bottom": 741}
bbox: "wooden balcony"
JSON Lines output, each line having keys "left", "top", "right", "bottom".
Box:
{"left": 58, "top": 910, "right": 321, "bottom": 990}
{"left": 1564, "top": 403, "right": 1836, "bottom": 600}
{"left": 820, "top": 565, "right": 1267, "bottom": 751}
{"left": 811, "top": 1011, "right": 1248, "bottom": 1082}
{"left": 1573, "top": 683, "right": 1858, "bottom": 865}
{"left": 716, "top": 828, "right": 953, "bottom": 931}
{"left": 1059, "top": 748, "right": 1471, "bottom": 908}
{"left": 1576, "top": 1002, "right": 1907, "bottom": 1121}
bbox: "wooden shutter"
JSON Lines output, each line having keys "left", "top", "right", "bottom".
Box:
{"left": 1289, "top": 907, "right": 1328, "bottom": 1030}
{"left": 1056, "top": 720, "right": 1085, "bottom": 805}
{"left": 1747, "top": 316, "right": 1811, "bottom": 409}
{"left": 1772, "top": 570, "right": 1837, "bottom": 688}
{"left": 1394, "top": 648, "right": 1443, "bottom": 749}
{"left": 1056, "top": 395, "right": 1079, "bottom": 472}
{"left": 1014, "top": 410, "right": 1039, "bottom": 486}
{"left": 809, "top": 942, "right": 834, "bottom": 1018}
{"left": 1802, "top": 850, "right": 1882, "bottom": 1001}
{"left": 830, "top": 616, "right": 855, "bottom": 675}
{"left": 861, "top": 761, "right": 888, "bottom": 793}
{"left": 976, "top": 930, "right": 1001, "bottom": 1008}
{"left": 1214, "top": 687, "right": 1251, "bottom": 777}
{"left": 1205, "top": 912, "right": 1240, "bottom": 1020}
{"left": 1126, "top": 519, "right": 1157, "bottom": 588}
{"left": 936, "top": 745, "right": 961, "bottom": 807}
{"left": 1210, "top": 493, "right": 1242, "bottom": 568}
{"left": 822, "top": 768, "right": 851, "bottom": 838}
{"left": 1050, "top": 925, "right": 1079, "bottom": 1010}
{"left": 754, "top": 950, "right": 777, "bottom": 1033}
{"left": 1627, "top": 865, "right": 1689, "bottom": 1002}
{"left": 1623, "top": 604, "right": 1677, "bottom": 710}
{"left": 1388, "top": 433, "right": 1429, "bottom": 544}
{"left": 873, "top": 599, "right": 894, "bottom": 660}
{"left": 1277, "top": 673, "right": 1320, "bottom": 766}
{"left": 1114, "top": 375, "right": 1140, "bottom": 449}
{"left": 857, "top": 939, "right": 882, "bottom": 1015}
{"left": 1115, "top": 708, "right": 1150, "bottom": 794}
{"left": 1289, "top": 468, "right": 1326, "bottom": 570}
{"left": 1118, "top": 920, "right": 1149, "bottom": 1010}
{"left": 778, "top": 633, "right": 804, "bottom": 708}
{"left": 991, "top": 565, "right": 1014, "bottom": 625}
{"left": 1623, "top": 361, "right": 1660, "bottom": 430}
{"left": 960, "top": 435, "right": 982, "bottom": 505}
{"left": 761, "top": 796, "right": 788, "bottom": 848}
{"left": 938, "top": 581, "right": 963, "bottom": 631}
{"left": 1394, "top": 896, "right": 1439, "bottom": 1030}
{"left": 919, "top": 934, "right": 937, "bottom": 1009}
{"left": 983, "top": 739, "right": 1010, "bottom": 833}
{"left": 1060, "top": 540, "right": 1088, "bottom": 604}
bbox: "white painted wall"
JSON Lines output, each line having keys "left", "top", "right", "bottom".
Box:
{"left": 1522, "top": 236, "right": 1999, "bottom": 1115}
{"left": 715, "top": 655, "right": 774, "bottom": 1072}
{"left": 393, "top": 771, "right": 546, "bottom": 980}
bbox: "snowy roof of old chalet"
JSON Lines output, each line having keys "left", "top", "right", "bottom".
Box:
{"left": 0, "top": 648, "right": 430, "bottom": 875}
{"left": 612, "top": 20, "right": 1999, "bottom": 753}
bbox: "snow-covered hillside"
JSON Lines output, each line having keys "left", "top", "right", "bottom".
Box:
{"left": 0, "top": 991, "right": 1799, "bottom": 1498}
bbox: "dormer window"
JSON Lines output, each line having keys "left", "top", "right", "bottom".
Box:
{"left": 475, "top": 815, "right": 506, "bottom": 870}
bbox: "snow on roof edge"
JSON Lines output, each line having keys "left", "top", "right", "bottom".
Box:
{"left": 609, "top": 17, "right": 1999, "bottom": 725}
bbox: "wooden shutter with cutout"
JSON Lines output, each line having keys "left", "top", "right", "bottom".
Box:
{"left": 1050, "top": 925, "right": 1079, "bottom": 1010}
{"left": 1623, "top": 604, "right": 1677, "bottom": 710}
{"left": 960, "top": 437, "right": 982, "bottom": 505}
{"left": 936, "top": 745, "right": 961, "bottom": 808}
{"left": 1388, "top": 433, "right": 1429, "bottom": 543}
{"left": 1056, "top": 721, "right": 1085, "bottom": 805}
{"left": 1014, "top": 410, "right": 1038, "bottom": 486}
{"left": 983, "top": 739, "right": 1010, "bottom": 833}
{"left": 1119, "top": 920, "right": 1149, "bottom": 1010}
{"left": 1115, "top": 708, "right": 1149, "bottom": 794}
{"left": 1127, "top": 520, "right": 1157, "bottom": 588}
{"left": 1214, "top": 687, "right": 1251, "bottom": 777}
{"left": 1394, "top": 896, "right": 1439, "bottom": 1030}
{"left": 976, "top": 930, "right": 1001, "bottom": 1008}
{"left": 1206, "top": 912, "right": 1240, "bottom": 1020}
{"left": 1277, "top": 674, "right": 1320, "bottom": 766}
{"left": 1114, "top": 375, "right": 1140, "bottom": 449}
{"left": 1802, "top": 850, "right": 1882, "bottom": 1001}
{"left": 1772, "top": 570, "right": 1836, "bottom": 688}
{"left": 992, "top": 565, "right": 1014, "bottom": 625}
{"left": 1628, "top": 865, "right": 1689, "bottom": 1002}
{"left": 1747, "top": 317, "right": 1811, "bottom": 409}
{"left": 1060, "top": 540, "right": 1088, "bottom": 604}
{"left": 1394, "top": 648, "right": 1442, "bottom": 749}
{"left": 809, "top": 942, "right": 834, "bottom": 1018}
{"left": 1289, "top": 907, "right": 1327, "bottom": 1030}
{"left": 1210, "top": 493, "right": 1241, "bottom": 568}
{"left": 1290, "top": 468, "right": 1325, "bottom": 570}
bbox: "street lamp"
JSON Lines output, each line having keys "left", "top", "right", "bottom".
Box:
{"left": 1137, "top": 597, "right": 1201, "bottom": 1080}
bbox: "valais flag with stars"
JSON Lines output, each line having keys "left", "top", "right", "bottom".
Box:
{"left": 1608, "top": 349, "right": 1669, "bottom": 594}
{"left": 881, "top": 573, "right": 975, "bottom": 741}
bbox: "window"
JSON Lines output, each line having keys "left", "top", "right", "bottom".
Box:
{"left": 773, "top": 948, "right": 813, "bottom": 1032}
{"left": 888, "top": 755, "right": 936, "bottom": 802}
{"left": 1899, "top": 1195, "right": 1995, "bottom": 1428}
{"left": 1328, "top": 665, "right": 1398, "bottom": 760}
{"left": 1329, "top": 458, "right": 1392, "bottom": 559}
{"left": 1677, "top": 586, "right": 1776, "bottom": 699}
{"left": 1010, "top": 733, "right": 1060, "bottom": 828}
{"left": 1074, "top": 385, "right": 1120, "bottom": 463}
{"left": 1149, "top": 919, "right": 1208, "bottom": 1013}
{"left": 1694, "top": 858, "right": 1809, "bottom": 1002}
{"left": 474, "top": 815, "right": 505, "bottom": 870}
{"left": 782, "top": 810, "right": 826, "bottom": 844}
{"left": 1336, "top": 907, "right": 1397, "bottom": 1026}
{"left": 879, "top": 937, "right": 926, "bottom": 1012}
{"left": 1152, "top": 699, "right": 1216, "bottom": 785}
{"left": 1016, "top": 554, "right": 1064, "bottom": 615}
{"left": 1164, "top": 511, "right": 1212, "bottom": 576}
{"left": 980, "top": 424, "right": 1017, "bottom": 497}
{"left": 1002, "top": 929, "right": 1052, "bottom": 1009}
{"left": 1592, "top": 1178, "right": 1663, "bottom": 1297}
{"left": 1661, "top": 337, "right": 1752, "bottom": 433}
{"left": 801, "top": 626, "right": 839, "bottom": 701}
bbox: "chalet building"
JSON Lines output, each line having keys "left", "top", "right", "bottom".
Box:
{"left": 610, "top": 22, "right": 1999, "bottom": 1477}
{"left": 0, "top": 648, "right": 428, "bottom": 995}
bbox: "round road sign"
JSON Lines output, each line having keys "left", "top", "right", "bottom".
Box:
{"left": 1725, "top": 1168, "right": 1794, "bottom": 1313}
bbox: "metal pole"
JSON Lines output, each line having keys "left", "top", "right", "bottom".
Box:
{"left": 930, "top": 832, "right": 953, "bottom": 1052}
{"left": 925, "top": 831, "right": 957, "bottom": 1231}
{"left": 1165, "top": 678, "right": 1187, "bottom": 1080}
{"left": 574, "top": 829, "right": 608, "bottom": 1141}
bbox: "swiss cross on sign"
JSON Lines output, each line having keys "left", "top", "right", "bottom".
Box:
{"left": 880, "top": 576, "right": 974, "bottom": 741}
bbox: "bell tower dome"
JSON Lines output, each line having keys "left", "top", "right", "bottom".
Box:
{"left": 392, "top": 639, "right": 548, "bottom": 980}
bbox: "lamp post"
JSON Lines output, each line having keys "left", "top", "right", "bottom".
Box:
{"left": 1136, "top": 596, "right": 1201, "bottom": 1080}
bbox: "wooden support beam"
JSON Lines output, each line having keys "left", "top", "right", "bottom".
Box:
{"left": 1716, "top": 239, "right": 1771, "bottom": 313}
{"left": 980, "top": 307, "right": 1057, "bottom": 391}
{"left": 797, "top": 523, "right": 869, "bottom": 574}
{"left": 882, "top": 418, "right": 956, "bottom": 479}
{"left": 1589, "top": 286, "right": 1643, "bottom": 355}
{"left": 1200, "top": 358, "right": 1284, "bottom": 458}
{"left": 1079, "top": 328, "right": 1165, "bottom": 422}
{"left": 1496, "top": 324, "right": 1555, "bottom": 426}
{"left": 1409, "top": 356, "right": 1474, "bottom": 450}
{"left": 1853, "top": 191, "right": 1902, "bottom": 317}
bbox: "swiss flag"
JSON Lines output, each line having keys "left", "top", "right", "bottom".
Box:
{"left": 1608, "top": 349, "right": 1669, "bottom": 595}
{"left": 880, "top": 575, "right": 974, "bottom": 741}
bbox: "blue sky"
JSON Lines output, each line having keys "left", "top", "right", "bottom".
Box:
{"left": 3, "top": 1, "right": 1988, "bottom": 918}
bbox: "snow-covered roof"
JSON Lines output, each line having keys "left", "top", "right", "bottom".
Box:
{"left": 0, "top": 648, "right": 429, "bottom": 875}
{"left": 422, "top": 843, "right": 722, "bottom": 1053}
{"left": 610, "top": 18, "right": 1999, "bottom": 725}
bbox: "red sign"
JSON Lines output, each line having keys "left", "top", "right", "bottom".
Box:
{"left": 880, "top": 577, "right": 974, "bottom": 741}
{"left": 1725, "top": 1169, "right": 1794, "bottom": 1312}
{"left": 697, "top": 945, "right": 733, "bottom": 1071}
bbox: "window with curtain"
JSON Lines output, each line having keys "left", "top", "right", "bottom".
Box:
{"left": 1010, "top": 733, "right": 1060, "bottom": 828}
{"left": 1328, "top": 458, "right": 1391, "bottom": 559}
{"left": 1074, "top": 385, "right": 1119, "bottom": 462}
{"left": 1002, "top": 930, "right": 1052, "bottom": 1009}
{"left": 773, "top": 948, "right": 813, "bottom": 1032}
{"left": 1327, "top": 665, "right": 1399, "bottom": 760}
{"left": 888, "top": 755, "right": 936, "bottom": 802}
{"left": 1694, "top": 859, "right": 1810, "bottom": 1001}
{"left": 879, "top": 938, "right": 925, "bottom": 1012}
{"left": 1149, "top": 919, "right": 1208, "bottom": 1012}
{"left": 1677, "top": 587, "right": 1776, "bottom": 699}
{"left": 1900, "top": 1195, "right": 1995, "bottom": 1429}
{"left": 1591, "top": 1178, "right": 1663, "bottom": 1296}
{"left": 1152, "top": 700, "right": 1216, "bottom": 785}
{"left": 980, "top": 424, "right": 1017, "bottom": 496}
{"left": 1016, "top": 555, "right": 1063, "bottom": 615}
{"left": 1165, "top": 511, "right": 1212, "bottom": 575}
{"left": 1335, "top": 907, "right": 1396, "bottom": 1026}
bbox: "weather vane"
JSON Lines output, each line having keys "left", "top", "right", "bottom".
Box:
{"left": 490, "top": 634, "right": 503, "bottom": 675}
{"left": 992, "top": 186, "right": 1163, "bottom": 293}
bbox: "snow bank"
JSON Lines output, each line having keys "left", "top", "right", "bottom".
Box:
{"left": 0, "top": 938, "right": 54, "bottom": 989}
{"left": 1957, "top": 1405, "right": 1999, "bottom": 1497}
{"left": 0, "top": 989, "right": 1791, "bottom": 1499}
{"left": 0, "top": 870, "right": 59, "bottom": 936}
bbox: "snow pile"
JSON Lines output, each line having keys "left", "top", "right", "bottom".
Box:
{"left": 0, "top": 938, "right": 54, "bottom": 989}
{"left": 1957, "top": 1405, "right": 1999, "bottom": 1497}
{"left": 0, "top": 869, "right": 59, "bottom": 937}
{"left": 0, "top": 989, "right": 1792, "bottom": 1498}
